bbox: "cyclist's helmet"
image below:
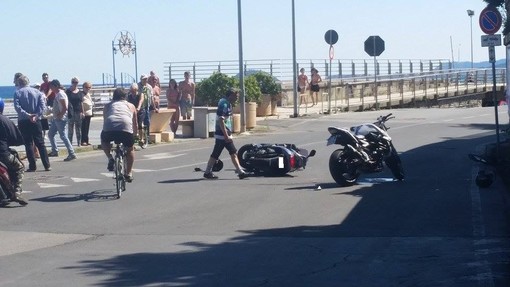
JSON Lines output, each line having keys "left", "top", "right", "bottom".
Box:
{"left": 0, "top": 98, "right": 5, "bottom": 114}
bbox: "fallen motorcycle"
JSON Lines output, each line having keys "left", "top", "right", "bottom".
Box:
{"left": 327, "top": 113, "right": 404, "bottom": 186}
{"left": 238, "top": 143, "right": 316, "bottom": 176}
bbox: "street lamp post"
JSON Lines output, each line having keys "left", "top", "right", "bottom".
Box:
{"left": 467, "top": 9, "right": 474, "bottom": 69}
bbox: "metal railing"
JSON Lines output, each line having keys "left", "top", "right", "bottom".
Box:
{"left": 288, "top": 68, "right": 506, "bottom": 111}
{"left": 163, "top": 58, "right": 451, "bottom": 84}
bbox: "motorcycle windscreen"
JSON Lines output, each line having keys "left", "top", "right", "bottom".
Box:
{"left": 327, "top": 127, "right": 358, "bottom": 146}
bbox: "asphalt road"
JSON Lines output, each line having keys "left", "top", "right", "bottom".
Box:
{"left": 1, "top": 107, "right": 509, "bottom": 286}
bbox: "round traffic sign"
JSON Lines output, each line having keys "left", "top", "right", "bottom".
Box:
{"left": 479, "top": 6, "right": 502, "bottom": 35}
{"left": 324, "top": 30, "right": 338, "bottom": 45}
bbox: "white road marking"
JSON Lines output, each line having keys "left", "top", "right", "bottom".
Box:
{"left": 71, "top": 177, "right": 101, "bottom": 183}
{"left": 38, "top": 183, "right": 67, "bottom": 188}
{"left": 139, "top": 153, "right": 186, "bottom": 161}
{"left": 132, "top": 168, "right": 156, "bottom": 173}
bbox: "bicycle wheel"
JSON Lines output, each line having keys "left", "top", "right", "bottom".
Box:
{"left": 115, "top": 155, "right": 124, "bottom": 198}
{"left": 122, "top": 155, "right": 127, "bottom": 191}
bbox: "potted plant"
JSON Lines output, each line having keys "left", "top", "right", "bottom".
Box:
{"left": 196, "top": 72, "right": 237, "bottom": 106}
{"left": 239, "top": 76, "right": 261, "bottom": 128}
{"left": 251, "top": 71, "right": 282, "bottom": 116}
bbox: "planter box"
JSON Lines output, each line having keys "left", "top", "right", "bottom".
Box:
{"left": 256, "top": 95, "right": 272, "bottom": 117}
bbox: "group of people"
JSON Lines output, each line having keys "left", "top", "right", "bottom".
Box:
{"left": 297, "top": 67, "right": 322, "bottom": 107}
{"left": 0, "top": 69, "right": 242, "bottom": 206}
{"left": 0, "top": 72, "right": 82, "bottom": 205}
{"left": 164, "top": 71, "right": 196, "bottom": 135}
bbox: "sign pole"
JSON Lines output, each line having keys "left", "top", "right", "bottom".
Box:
{"left": 324, "top": 29, "right": 338, "bottom": 115}
{"left": 479, "top": 5, "right": 503, "bottom": 160}
{"left": 490, "top": 46, "right": 501, "bottom": 158}
{"left": 372, "top": 35, "right": 377, "bottom": 109}
{"left": 328, "top": 45, "right": 332, "bottom": 114}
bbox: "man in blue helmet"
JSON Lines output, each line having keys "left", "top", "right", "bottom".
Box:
{"left": 0, "top": 98, "right": 28, "bottom": 206}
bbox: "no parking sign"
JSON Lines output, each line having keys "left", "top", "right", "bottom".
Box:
{"left": 479, "top": 6, "right": 502, "bottom": 35}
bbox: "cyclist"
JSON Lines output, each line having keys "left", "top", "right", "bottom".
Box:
{"left": 0, "top": 98, "right": 28, "bottom": 206}
{"left": 101, "top": 88, "right": 138, "bottom": 182}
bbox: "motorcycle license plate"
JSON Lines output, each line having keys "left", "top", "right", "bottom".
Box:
{"left": 327, "top": 135, "right": 336, "bottom": 146}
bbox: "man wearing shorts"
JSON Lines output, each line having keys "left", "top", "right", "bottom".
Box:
{"left": 101, "top": 88, "right": 138, "bottom": 182}
{"left": 203, "top": 89, "right": 247, "bottom": 180}
{"left": 179, "top": 71, "right": 195, "bottom": 120}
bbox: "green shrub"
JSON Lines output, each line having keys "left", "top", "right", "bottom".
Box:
{"left": 243, "top": 76, "right": 262, "bottom": 103}
{"left": 196, "top": 72, "right": 237, "bottom": 106}
{"left": 251, "top": 71, "right": 282, "bottom": 97}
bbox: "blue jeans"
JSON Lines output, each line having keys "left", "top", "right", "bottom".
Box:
{"left": 48, "top": 118, "right": 75, "bottom": 156}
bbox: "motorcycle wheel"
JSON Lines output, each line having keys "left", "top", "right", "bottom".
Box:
{"left": 329, "top": 149, "right": 360, "bottom": 186}
{"left": 384, "top": 149, "right": 405, "bottom": 181}
{"left": 237, "top": 144, "right": 254, "bottom": 170}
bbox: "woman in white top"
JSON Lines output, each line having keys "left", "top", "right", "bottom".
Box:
{"left": 80, "top": 82, "right": 94, "bottom": 146}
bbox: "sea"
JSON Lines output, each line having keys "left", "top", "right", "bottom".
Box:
{"left": 0, "top": 86, "right": 15, "bottom": 100}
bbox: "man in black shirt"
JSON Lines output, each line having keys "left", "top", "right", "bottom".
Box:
{"left": 0, "top": 99, "right": 28, "bottom": 206}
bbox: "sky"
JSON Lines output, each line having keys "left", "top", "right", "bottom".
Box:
{"left": 0, "top": 0, "right": 501, "bottom": 86}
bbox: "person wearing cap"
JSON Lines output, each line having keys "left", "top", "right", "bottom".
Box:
{"left": 203, "top": 88, "right": 247, "bottom": 180}
{"left": 13, "top": 75, "right": 51, "bottom": 172}
{"left": 136, "top": 74, "right": 154, "bottom": 149}
{"left": 148, "top": 70, "right": 160, "bottom": 88}
{"left": 0, "top": 97, "right": 29, "bottom": 206}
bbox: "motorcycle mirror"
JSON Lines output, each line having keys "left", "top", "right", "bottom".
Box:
{"left": 308, "top": 150, "right": 316, "bottom": 157}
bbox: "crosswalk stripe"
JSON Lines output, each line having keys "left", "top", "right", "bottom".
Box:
{"left": 70, "top": 177, "right": 101, "bottom": 183}
{"left": 38, "top": 183, "right": 67, "bottom": 189}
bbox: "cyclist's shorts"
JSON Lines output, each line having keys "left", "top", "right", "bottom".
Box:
{"left": 101, "top": 131, "right": 135, "bottom": 148}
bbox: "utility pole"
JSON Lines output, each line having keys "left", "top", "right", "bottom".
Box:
{"left": 505, "top": 0, "right": 510, "bottom": 124}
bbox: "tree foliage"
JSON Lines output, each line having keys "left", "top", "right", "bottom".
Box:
{"left": 195, "top": 72, "right": 263, "bottom": 106}
{"left": 195, "top": 72, "right": 237, "bottom": 106}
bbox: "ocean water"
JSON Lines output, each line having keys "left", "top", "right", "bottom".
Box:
{"left": 0, "top": 86, "right": 15, "bottom": 100}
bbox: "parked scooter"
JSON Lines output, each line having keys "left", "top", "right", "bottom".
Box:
{"left": 238, "top": 143, "right": 316, "bottom": 176}
{"left": 327, "top": 113, "right": 404, "bottom": 186}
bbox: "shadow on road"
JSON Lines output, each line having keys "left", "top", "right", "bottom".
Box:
{"left": 30, "top": 190, "right": 119, "bottom": 202}
{"left": 60, "top": 122, "right": 510, "bottom": 286}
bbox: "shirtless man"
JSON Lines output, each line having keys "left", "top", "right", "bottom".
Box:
{"left": 178, "top": 71, "right": 195, "bottom": 120}
{"left": 298, "top": 68, "right": 309, "bottom": 106}
{"left": 309, "top": 68, "right": 322, "bottom": 106}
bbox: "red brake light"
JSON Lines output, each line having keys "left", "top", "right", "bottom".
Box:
{"left": 289, "top": 154, "right": 295, "bottom": 168}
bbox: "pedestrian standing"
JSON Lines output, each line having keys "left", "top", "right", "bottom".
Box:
{"left": 137, "top": 74, "right": 153, "bottom": 149}
{"left": 309, "top": 68, "right": 322, "bottom": 106}
{"left": 203, "top": 89, "right": 247, "bottom": 180}
{"left": 66, "top": 77, "right": 83, "bottom": 146}
{"left": 13, "top": 75, "right": 51, "bottom": 172}
{"left": 166, "top": 79, "right": 180, "bottom": 134}
{"left": 178, "top": 71, "right": 195, "bottom": 120}
{"left": 80, "top": 82, "right": 94, "bottom": 146}
{"left": 298, "top": 68, "right": 309, "bottom": 106}
{"left": 47, "top": 80, "right": 76, "bottom": 161}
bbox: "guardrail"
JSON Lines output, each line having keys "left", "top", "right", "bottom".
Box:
{"left": 279, "top": 68, "right": 506, "bottom": 111}
{"left": 163, "top": 58, "right": 451, "bottom": 84}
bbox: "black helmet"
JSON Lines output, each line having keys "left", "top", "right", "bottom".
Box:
{"left": 212, "top": 159, "right": 223, "bottom": 172}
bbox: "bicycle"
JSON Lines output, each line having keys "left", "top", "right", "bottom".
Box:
{"left": 112, "top": 141, "right": 127, "bottom": 198}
